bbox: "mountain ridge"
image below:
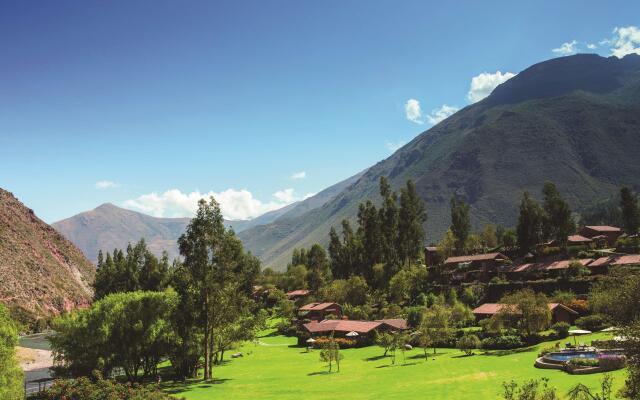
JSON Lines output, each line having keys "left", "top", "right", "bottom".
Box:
{"left": 0, "top": 188, "right": 95, "bottom": 324}
{"left": 53, "top": 169, "right": 366, "bottom": 262}
{"left": 237, "top": 53, "right": 640, "bottom": 270}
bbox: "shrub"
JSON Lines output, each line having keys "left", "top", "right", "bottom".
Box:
{"left": 575, "top": 314, "right": 608, "bottom": 331}
{"left": 481, "top": 335, "right": 524, "bottom": 350}
{"left": 568, "top": 358, "right": 599, "bottom": 368}
{"left": 456, "top": 334, "right": 481, "bottom": 355}
{"left": 541, "top": 246, "right": 562, "bottom": 256}
{"left": 598, "top": 354, "right": 626, "bottom": 371}
{"left": 28, "top": 374, "right": 179, "bottom": 400}
{"left": 551, "top": 322, "right": 570, "bottom": 338}
{"left": 538, "top": 345, "right": 559, "bottom": 357}
{"left": 567, "top": 245, "right": 588, "bottom": 257}
{"left": 566, "top": 299, "right": 589, "bottom": 315}
{"left": 406, "top": 306, "right": 425, "bottom": 328}
{"left": 312, "top": 337, "right": 356, "bottom": 348}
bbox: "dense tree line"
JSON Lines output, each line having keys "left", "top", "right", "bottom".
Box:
{"left": 53, "top": 197, "right": 265, "bottom": 385}
{"left": 328, "top": 178, "right": 426, "bottom": 286}
{"left": 516, "top": 182, "right": 575, "bottom": 254}
{"left": 94, "top": 239, "right": 171, "bottom": 299}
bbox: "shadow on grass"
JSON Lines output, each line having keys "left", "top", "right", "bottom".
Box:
{"left": 408, "top": 352, "right": 446, "bottom": 360}
{"left": 451, "top": 353, "right": 476, "bottom": 358}
{"left": 307, "top": 371, "right": 333, "bottom": 376}
{"left": 364, "top": 354, "right": 388, "bottom": 361}
{"left": 375, "top": 361, "right": 418, "bottom": 368}
{"left": 162, "top": 378, "right": 232, "bottom": 394}
{"left": 481, "top": 347, "right": 535, "bottom": 357}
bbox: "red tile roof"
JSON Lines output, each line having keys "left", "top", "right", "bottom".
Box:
{"left": 473, "top": 303, "right": 577, "bottom": 315}
{"left": 444, "top": 252, "right": 509, "bottom": 265}
{"left": 612, "top": 254, "right": 640, "bottom": 265}
{"left": 588, "top": 256, "right": 613, "bottom": 267}
{"left": 546, "top": 259, "right": 593, "bottom": 270}
{"left": 299, "top": 302, "right": 340, "bottom": 311}
{"left": 510, "top": 259, "right": 593, "bottom": 272}
{"left": 375, "top": 319, "right": 408, "bottom": 330}
{"left": 286, "top": 289, "right": 310, "bottom": 297}
{"left": 567, "top": 235, "right": 593, "bottom": 243}
{"left": 588, "top": 254, "right": 640, "bottom": 268}
{"left": 303, "top": 320, "right": 382, "bottom": 334}
{"left": 548, "top": 303, "right": 579, "bottom": 314}
{"left": 584, "top": 226, "right": 622, "bottom": 232}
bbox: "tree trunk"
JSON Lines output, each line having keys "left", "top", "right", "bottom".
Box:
{"left": 203, "top": 313, "right": 210, "bottom": 380}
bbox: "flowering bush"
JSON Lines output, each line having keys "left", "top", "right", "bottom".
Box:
{"left": 312, "top": 337, "right": 356, "bottom": 348}
{"left": 598, "top": 354, "right": 626, "bottom": 371}
{"left": 28, "top": 375, "right": 179, "bottom": 400}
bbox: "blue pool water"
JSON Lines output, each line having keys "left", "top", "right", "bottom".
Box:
{"left": 545, "top": 351, "right": 599, "bottom": 362}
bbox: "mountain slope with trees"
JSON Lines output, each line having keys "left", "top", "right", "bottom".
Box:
{"left": 239, "top": 53, "right": 640, "bottom": 270}
{"left": 0, "top": 188, "right": 95, "bottom": 325}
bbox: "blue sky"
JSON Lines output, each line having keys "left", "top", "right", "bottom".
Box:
{"left": 1, "top": 1, "right": 639, "bottom": 222}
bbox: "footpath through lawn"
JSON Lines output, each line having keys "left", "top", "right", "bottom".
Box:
{"left": 162, "top": 330, "right": 625, "bottom": 400}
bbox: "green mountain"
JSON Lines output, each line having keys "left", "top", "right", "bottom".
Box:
{"left": 239, "top": 54, "right": 640, "bottom": 270}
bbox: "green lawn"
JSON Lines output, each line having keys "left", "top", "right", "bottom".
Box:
{"left": 162, "top": 330, "right": 626, "bottom": 400}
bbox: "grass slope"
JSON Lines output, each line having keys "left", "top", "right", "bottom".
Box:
{"left": 163, "top": 330, "right": 625, "bottom": 400}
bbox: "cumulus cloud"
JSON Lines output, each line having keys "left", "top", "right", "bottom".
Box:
{"left": 552, "top": 40, "right": 579, "bottom": 56}
{"left": 95, "top": 180, "right": 118, "bottom": 189}
{"left": 404, "top": 98, "right": 423, "bottom": 124}
{"left": 123, "top": 188, "right": 313, "bottom": 220}
{"left": 291, "top": 171, "right": 306, "bottom": 180}
{"left": 587, "top": 43, "right": 597, "bottom": 50}
{"left": 426, "top": 104, "right": 459, "bottom": 125}
{"left": 467, "top": 71, "right": 516, "bottom": 103}
{"left": 610, "top": 26, "right": 640, "bottom": 58}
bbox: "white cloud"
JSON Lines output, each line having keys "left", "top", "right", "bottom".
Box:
{"left": 467, "top": 71, "right": 516, "bottom": 103}
{"left": 426, "top": 104, "right": 459, "bottom": 125}
{"left": 404, "top": 98, "right": 423, "bottom": 124}
{"left": 552, "top": 40, "right": 579, "bottom": 56}
{"left": 587, "top": 43, "right": 597, "bottom": 50}
{"left": 290, "top": 171, "right": 306, "bottom": 180}
{"left": 95, "top": 180, "right": 118, "bottom": 189}
{"left": 386, "top": 140, "right": 406, "bottom": 152}
{"left": 123, "top": 188, "right": 312, "bottom": 220}
{"left": 610, "top": 26, "right": 640, "bottom": 58}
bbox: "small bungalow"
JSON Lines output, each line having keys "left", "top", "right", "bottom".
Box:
{"left": 545, "top": 258, "right": 594, "bottom": 275}
{"left": 298, "top": 302, "right": 342, "bottom": 321}
{"left": 473, "top": 303, "right": 578, "bottom": 324}
{"left": 508, "top": 258, "right": 595, "bottom": 278}
{"left": 589, "top": 254, "right": 640, "bottom": 273}
{"left": 302, "top": 318, "right": 408, "bottom": 345}
{"left": 286, "top": 289, "right": 311, "bottom": 301}
{"left": 444, "top": 252, "right": 511, "bottom": 281}
{"left": 579, "top": 226, "right": 622, "bottom": 246}
{"left": 566, "top": 235, "right": 593, "bottom": 246}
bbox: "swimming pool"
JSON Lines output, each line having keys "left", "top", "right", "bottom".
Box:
{"left": 545, "top": 351, "right": 599, "bottom": 362}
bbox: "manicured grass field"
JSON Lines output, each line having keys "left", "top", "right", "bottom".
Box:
{"left": 162, "top": 330, "right": 625, "bottom": 400}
